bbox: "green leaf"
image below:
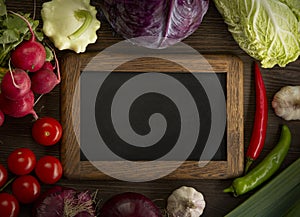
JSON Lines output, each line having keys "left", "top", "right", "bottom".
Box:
{"left": 0, "top": 29, "right": 19, "bottom": 44}
{"left": 34, "top": 30, "right": 44, "bottom": 42}
{"left": 0, "top": 0, "right": 7, "bottom": 16}
{"left": 4, "top": 14, "right": 30, "bottom": 34}
{"left": 45, "top": 46, "right": 54, "bottom": 61}
{"left": 279, "top": 0, "right": 300, "bottom": 20}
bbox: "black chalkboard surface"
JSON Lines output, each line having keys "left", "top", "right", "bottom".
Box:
{"left": 61, "top": 53, "right": 244, "bottom": 180}
{"left": 80, "top": 72, "right": 227, "bottom": 162}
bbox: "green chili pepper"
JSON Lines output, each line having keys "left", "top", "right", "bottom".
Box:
{"left": 224, "top": 125, "right": 291, "bottom": 197}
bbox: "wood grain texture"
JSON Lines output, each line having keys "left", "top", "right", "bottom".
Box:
{"left": 226, "top": 56, "right": 244, "bottom": 177}
{"left": 61, "top": 53, "right": 243, "bottom": 180}
{"left": 1, "top": 1, "right": 299, "bottom": 216}
{"left": 60, "top": 53, "right": 81, "bottom": 179}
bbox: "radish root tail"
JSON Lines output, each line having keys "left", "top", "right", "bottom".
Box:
{"left": 8, "top": 59, "right": 21, "bottom": 89}
{"left": 49, "top": 46, "right": 61, "bottom": 83}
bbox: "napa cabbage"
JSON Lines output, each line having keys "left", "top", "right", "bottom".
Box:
{"left": 214, "top": 0, "right": 300, "bottom": 68}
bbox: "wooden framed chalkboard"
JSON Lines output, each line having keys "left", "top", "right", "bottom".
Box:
{"left": 60, "top": 52, "right": 243, "bottom": 180}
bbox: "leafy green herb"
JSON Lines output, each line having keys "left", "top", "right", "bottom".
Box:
{"left": 0, "top": 0, "right": 6, "bottom": 16}
{"left": 0, "top": 1, "right": 44, "bottom": 67}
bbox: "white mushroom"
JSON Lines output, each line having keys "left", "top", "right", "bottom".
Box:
{"left": 167, "top": 186, "right": 206, "bottom": 217}
{"left": 272, "top": 86, "right": 300, "bottom": 120}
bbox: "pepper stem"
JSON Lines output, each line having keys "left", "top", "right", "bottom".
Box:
{"left": 244, "top": 158, "right": 253, "bottom": 174}
{"left": 223, "top": 186, "right": 234, "bottom": 193}
{"left": 68, "top": 10, "right": 93, "bottom": 40}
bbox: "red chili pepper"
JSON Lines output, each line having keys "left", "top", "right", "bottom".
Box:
{"left": 245, "top": 62, "right": 268, "bottom": 173}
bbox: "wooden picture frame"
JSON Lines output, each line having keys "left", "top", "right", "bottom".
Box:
{"left": 60, "top": 52, "right": 244, "bottom": 180}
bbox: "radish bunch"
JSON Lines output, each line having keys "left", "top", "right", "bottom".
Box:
{"left": 0, "top": 12, "right": 60, "bottom": 126}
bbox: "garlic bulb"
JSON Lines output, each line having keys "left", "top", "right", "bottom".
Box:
{"left": 272, "top": 86, "right": 300, "bottom": 120}
{"left": 167, "top": 186, "right": 206, "bottom": 217}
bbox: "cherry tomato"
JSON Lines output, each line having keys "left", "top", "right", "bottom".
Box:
{"left": 35, "top": 156, "right": 63, "bottom": 184}
{"left": 12, "top": 175, "right": 41, "bottom": 204}
{"left": 7, "top": 147, "right": 36, "bottom": 175}
{"left": 0, "top": 193, "right": 20, "bottom": 217}
{"left": 0, "top": 164, "right": 8, "bottom": 188}
{"left": 32, "top": 117, "right": 62, "bottom": 146}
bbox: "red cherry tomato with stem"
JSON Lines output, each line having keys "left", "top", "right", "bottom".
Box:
{"left": 0, "top": 164, "right": 8, "bottom": 188}
{"left": 0, "top": 193, "right": 20, "bottom": 217}
{"left": 32, "top": 117, "right": 62, "bottom": 146}
{"left": 7, "top": 148, "right": 36, "bottom": 175}
{"left": 35, "top": 156, "right": 63, "bottom": 184}
{"left": 12, "top": 175, "right": 41, "bottom": 204}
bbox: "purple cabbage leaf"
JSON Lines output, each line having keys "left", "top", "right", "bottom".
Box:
{"left": 100, "top": 0, "right": 209, "bottom": 48}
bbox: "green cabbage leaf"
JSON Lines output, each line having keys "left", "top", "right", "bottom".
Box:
{"left": 213, "top": 0, "right": 300, "bottom": 68}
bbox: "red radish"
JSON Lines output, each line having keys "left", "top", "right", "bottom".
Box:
{"left": 31, "top": 68, "right": 59, "bottom": 94}
{"left": 0, "top": 91, "right": 38, "bottom": 119}
{"left": 41, "top": 61, "right": 54, "bottom": 71}
{"left": 0, "top": 109, "right": 4, "bottom": 126}
{"left": 99, "top": 192, "right": 162, "bottom": 217}
{"left": 10, "top": 11, "right": 46, "bottom": 72}
{"left": 1, "top": 68, "right": 31, "bottom": 100}
{"left": 31, "top": 50, "right": 61, "bottom": 94}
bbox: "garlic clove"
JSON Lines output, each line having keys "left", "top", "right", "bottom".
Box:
{"left": 167, "top": 186, "right": 206, "bottom": 217}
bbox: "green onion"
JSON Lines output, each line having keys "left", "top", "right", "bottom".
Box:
{"left": 285, "top": 199, "right": 300, "bottom": 217}
{"left": 225, "top": 157, "right": 300, "bottom": 217}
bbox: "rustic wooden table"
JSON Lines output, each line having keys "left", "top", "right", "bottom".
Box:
{"left": 1, "top": 1, "right": 300, "bottom": 216}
